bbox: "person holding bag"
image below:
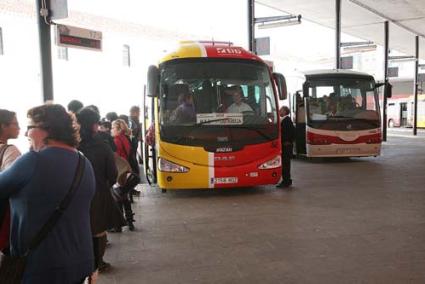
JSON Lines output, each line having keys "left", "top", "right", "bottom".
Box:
{"left": 0, "top": 104, "right": 96, "bottom": 284}
{"left": 111, "top": 119, "right": 137, "bottom": 231}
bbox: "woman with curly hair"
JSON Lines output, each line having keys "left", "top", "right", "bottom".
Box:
{"left": 0, "top": 104, "right": 96, "bottom": 283}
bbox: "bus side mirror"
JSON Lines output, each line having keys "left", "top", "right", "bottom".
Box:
{"left": 375, "top": 81, "right": 392, "bottom": 98}
{"left": 273, "top": 72, "right": 287, "bottom": 100}
{"left": 384, "top": 82, "right": 392, "bottom": 98}
{"left": 147, "top": 65, "right": 159, "bottom": 97}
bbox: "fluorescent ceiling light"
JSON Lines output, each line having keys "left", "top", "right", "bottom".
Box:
{"left": 257, "top": 19, "right": 301, "bottom": 29}
{"left": 340, "top": 41, "right": 374, "bottom": 47}
{"left": 255, "top": 14, "right": 301, "bottom": 29}
{"left": 389, "top": 56, "right": 417, "bottom": 62}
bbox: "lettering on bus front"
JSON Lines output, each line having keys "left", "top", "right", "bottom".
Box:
{"left": 196, "top": 113, "right": 243, "bottom": 125}
{"left": 216, "top": 47, "right": 242, "bottom": 55}
{"left": 215, "top": 147, "right": 233, "bottom": 153}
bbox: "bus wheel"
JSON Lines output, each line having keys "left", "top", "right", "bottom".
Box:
{"left": 161, "top": 189, "right": 167, "bottom": 193}
{"left": 388, "top": 119, "right": 394, "bottom": 128}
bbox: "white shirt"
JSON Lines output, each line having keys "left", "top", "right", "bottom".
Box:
{"left": 226, "top": 102, "right": 253, "bottom": 113}
{"left": 0, "top": 144, "right": 21, "bottom": 170}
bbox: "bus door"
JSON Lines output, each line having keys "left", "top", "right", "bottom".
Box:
{"left": 142, "top": 87, "right": 157, "bottom": 185}
{"left": 400, "top": 102, "right": 408, "bottom": 127}
{"left": 294, "top": 91, "right": 306, "bottom": 155}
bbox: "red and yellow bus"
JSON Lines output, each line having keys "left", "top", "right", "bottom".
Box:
{"left": 143, "top": 41, "right": 287, "bottom": 191}
{"left": 292, "top": 70, "right": 391, "bottom": 158}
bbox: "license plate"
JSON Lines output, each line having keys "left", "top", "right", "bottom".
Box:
{"left": 213, "top": 177, "right": 238, "bottom": 184}
{"left": 336, "top": 148, "right": 360, "bottom": 154}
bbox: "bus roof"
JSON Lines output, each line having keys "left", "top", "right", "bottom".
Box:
{"left": 303, "top": 69, "right": 375, "bottom": 81}
{"left": 159, "top": 40, "right": 264, "bottom": 64}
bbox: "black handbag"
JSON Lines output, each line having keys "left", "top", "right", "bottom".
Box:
{"left": 0, "top": 152, "right": 85, "bottom": 284}
{"left": 111, "top": 172, "right": 140, "bottom": 201}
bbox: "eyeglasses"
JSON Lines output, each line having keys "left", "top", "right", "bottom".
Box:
{"left": 27, "top": 125, "right": 41, "bottom": 131}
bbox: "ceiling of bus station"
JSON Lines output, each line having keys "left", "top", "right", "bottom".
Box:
{"left": 258, "top": 0, "right": 425, "bottom": 59}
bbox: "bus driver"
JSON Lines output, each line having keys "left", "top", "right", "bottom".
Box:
{"left": 225, "top": 86, "right": 253, "bottom": 113}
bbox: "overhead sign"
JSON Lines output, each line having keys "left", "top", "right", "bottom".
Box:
{"left": 340, "top": 56, "right": 353, "bottom": 69}
{"left": 255, "top": 37, "right": 270, "bottom": 56}
{"left": 56, "top": 24, "right": 102, "bottom": 51}
{"left": 48, "top": 0, "right": 68, "bottom": 20}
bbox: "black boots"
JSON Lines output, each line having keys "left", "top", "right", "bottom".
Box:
{"left": 127, "top": 220, "right": 135, "bottom": 231}
{"left": 93, "top": 235, "right": 111, "bottom": 272}
{"left": 125, "top": 212, "right": 135, "bottom": 231}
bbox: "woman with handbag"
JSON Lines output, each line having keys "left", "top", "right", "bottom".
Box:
{"left": 0, "top": 104, "right": 96, "bottom": 284}
{"left": 76, "top": 107, "right": 125, "bottom": 274}
{"left": 0, "top": 109, "right": 21, "bottom": 253}
{"left": 111, "top": 119, "right": 136, "bottom": 231}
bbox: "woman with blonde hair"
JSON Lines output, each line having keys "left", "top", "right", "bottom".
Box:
{"left": 111, "top": 119, "right": 132, "bottom": 160}
{"left": 111, "top": 119, "right": 136, "bottom": 232}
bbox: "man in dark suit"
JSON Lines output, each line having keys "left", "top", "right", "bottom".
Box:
{"left": 277, "top": 106, "right": 295, "bottom": 188}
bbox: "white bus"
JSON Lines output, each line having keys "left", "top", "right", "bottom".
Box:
{"left": 387, "top": 94, "right": 425, "bottom": 128}
{"left": 293, "top": 70, "right": 391, "bottom": 158}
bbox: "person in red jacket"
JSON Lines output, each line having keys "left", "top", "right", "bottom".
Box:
{"left": 111, "top": 119, "right": 136, "bottom": 231}
{"left": 111, "top": 119, "right": 132, "bottom": 160}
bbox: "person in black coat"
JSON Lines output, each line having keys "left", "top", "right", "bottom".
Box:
{"left": 76, "top": 107, "right": 125, "bottom": 274}
{"left": 277, "top": 106, "right": 295, "bottom": 188}
{"left": 98, "top": 119, "right": 117, "bottom": 152}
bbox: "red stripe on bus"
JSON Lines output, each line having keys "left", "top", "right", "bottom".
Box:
{"left": 307, "top": 131, "right": 381, "bottom": 145}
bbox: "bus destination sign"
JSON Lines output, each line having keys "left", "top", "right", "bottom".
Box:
{"left": 56, "top": 24, "right": 102, "bottom": 51}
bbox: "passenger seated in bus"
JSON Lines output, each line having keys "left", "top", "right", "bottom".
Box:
{"left": 170, "top": 92, "right": 196, "bottom": 123}
{"left": 225, "top": 86, "right": 253, "bottom": 113}
{"left": 326, "top": 101, "right": 338, "bottom": 116}
{"left": 339, "top": 94, "right": 357, "bottom": 111}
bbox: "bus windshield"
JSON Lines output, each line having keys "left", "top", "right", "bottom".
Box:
{"left": 158, "top": 58, "right": 279, "bottom": 146}
{"left": 306, "top": 77, "right": 380, "bottom": 130}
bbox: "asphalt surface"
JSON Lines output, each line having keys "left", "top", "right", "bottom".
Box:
{"left": 99, "top": 130, "right": 425, "bottom": 284}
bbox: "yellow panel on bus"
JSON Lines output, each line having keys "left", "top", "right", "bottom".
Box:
{"left": 160, "top": 41, "right": 205, "bottom": 63}
{"left": 157, "top": 141, "right": 210, "bottom": 189}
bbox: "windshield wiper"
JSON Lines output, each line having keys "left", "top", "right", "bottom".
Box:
{"left": 327, "top": 115, "right": 351, "bottom": 119}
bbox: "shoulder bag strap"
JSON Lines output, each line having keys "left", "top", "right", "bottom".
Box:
{"left": 24, "top": 151, "right": 86, "bottom": 256}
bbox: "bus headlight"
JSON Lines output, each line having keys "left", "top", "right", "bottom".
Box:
{"left": 258, "top": 155, "right": 281, "bottom": 169}
{"left": 158, "top": 158, "right": 189, "bottom": 173}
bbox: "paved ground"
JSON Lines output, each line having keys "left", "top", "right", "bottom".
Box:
{"left": 99, "top": 131, "right": 425, "bottom": 284}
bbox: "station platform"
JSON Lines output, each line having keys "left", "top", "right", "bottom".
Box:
{"left": 99, "top": 129, "right": 425, "bottom": 283}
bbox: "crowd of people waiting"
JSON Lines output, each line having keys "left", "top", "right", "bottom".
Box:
{"left": 0, "top": 100, "right": 143, "bottom": 283}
